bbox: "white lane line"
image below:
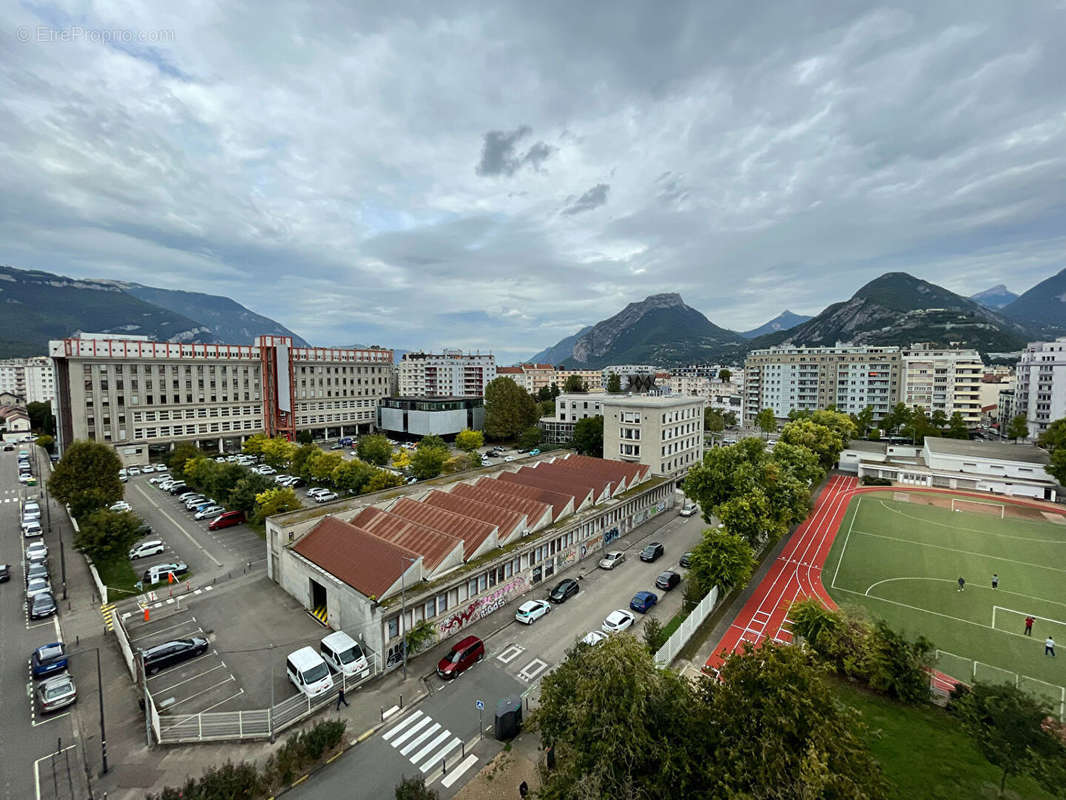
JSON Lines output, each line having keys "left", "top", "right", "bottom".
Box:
{"left": 133, "top": 484, "right": 223, "bottom": 567}
{"left": 389, "top": 715, "right": 435, "bottom": 748}
{"left": 131, "top": 618, "right": 199, "bottom": 641}
{"left": 439, "top": 753, "right": 477, "bottom": 787}
{"left": 155, "top": 663, "right": 226, "bottom": 693}
{"left": 408, "top": 729, "right": 451, "bottom": 766}
{"left": 382, "top": 710, "right": 424, "bottom": 741}
{"left": 160, "top": 676, "right": 236, "bottom": 710}
{"left": 420, "top": 736, "right": 462, "bottom": 773}
{"left": 400, "top": 722, "right": 442, "bottom": 756}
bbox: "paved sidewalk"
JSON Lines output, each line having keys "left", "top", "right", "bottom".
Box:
{"left": 452, "top": 731, "right": 541, "bottom": 800}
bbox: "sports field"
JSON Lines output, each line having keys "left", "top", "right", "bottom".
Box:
{"left": 824, "top": 491, "right": 1066, "bottom": 717}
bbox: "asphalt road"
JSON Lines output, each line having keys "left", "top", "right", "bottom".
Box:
{"left": 288, "top": 508, "right": 708, "bottom": 799}
{"left": 0, "top": 444, "right": 89, "bottom": 800}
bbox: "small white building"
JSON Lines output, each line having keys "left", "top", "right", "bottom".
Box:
{"left": 539, "top": 393, "right": 605, "bottom": 445}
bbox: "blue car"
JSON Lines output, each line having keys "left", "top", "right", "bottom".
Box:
{"left": 31, "top": 642, "right": 68, "bottom": 679}
{"left": 630, "top": 591, "right": 658, "bottom": 614}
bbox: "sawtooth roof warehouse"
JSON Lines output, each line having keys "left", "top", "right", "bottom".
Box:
{"left": 266, "top": 454, "right": 673, "bottom": 670}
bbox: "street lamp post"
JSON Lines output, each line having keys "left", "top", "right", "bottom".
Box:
{"left": 96, "top": 648, "right": 108, "bottom": 775}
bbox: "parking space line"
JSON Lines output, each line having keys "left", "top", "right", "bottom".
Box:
{"left": 159, "top": 676, "right": 236, "bottom": 710}
{"left": 192, "top": 688, "right": 244, "bottom": 714}
{"left": 34, "top": 743, "right": 78, "bottom": 800}
{"left": 31, "top": 711, "right": 71, "bottom": 727}
{"left": 130, "top": 618, "right": 199, "bottom": 642}
{"left": 155, "top": 663, "right": 227, "bottom": 693}
{"left": 133, "top": 484, "right": 223, "bottom": 567}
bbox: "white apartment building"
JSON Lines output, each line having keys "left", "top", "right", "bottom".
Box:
{"left": 744, "top": 345, "right": 901, "bottom": 425}
{"left": 50, "top": 334, "right": 391, "bottom": 465}
{"left": 397, "top": 350, "right": 496, "bottom": 398}
{"left": 539, "top": 393, "right": 605, "bottom": 444}
{"left": 553, "top": 368, "right": 604, "bottom": 392}
{"left": 669, "top": 373, "right": 744, "bottom": 421}
{"left": 0, "top": 356, "right": 56, "bottom": 404}
{"left": 602, "top": 395, "right": 705, "bottom": 483}
{"left": 495, "top": 366, "right": 533, "bottom": 393}
{"left": 900, "top": 346, "right": 984, "bottom": 426}
{"left": 1015, "top": 338, "right": 1066, "bottom": 438}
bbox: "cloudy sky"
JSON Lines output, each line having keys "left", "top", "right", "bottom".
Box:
{"left": 3, "top": 2, "right": 1065, "bottom": 361}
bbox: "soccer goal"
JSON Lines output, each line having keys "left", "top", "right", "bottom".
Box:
{"left": 951, "top": 497, "right": 1005, "bottom": 518}
{"left": 991, "top": 606, "right": 1066, "bottom": 637}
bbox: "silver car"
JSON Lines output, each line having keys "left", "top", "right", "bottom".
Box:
{"left": 37, "top": 674, "right": 77, "bottom": 713}
{"left": 598, "top": 551, "right": 626, "bottom": 570}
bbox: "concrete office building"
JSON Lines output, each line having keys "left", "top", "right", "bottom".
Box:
{"left": 0, "top": 356, "right": 56, "bottom": 404}
{"left": 602, "top": 394, "right": 705, "bottom": 482}
{"left": 900, "top": 346, "right": 984, "bottom": 426}
{"left": 397, "top": 350, "right": 496, "bottom": 398}
{"left": 377, "top": 397, "right": 484, "bottom": 438}
{"left": 539, "top": 393, "right": 605, "bottom": 445}
{"left": 998, "top": 388, "right": 1016, "bottom": 431}
{"left": 50, "top": 333, "right": 391, "bottom": 465}
{"left": 1015, "top": 339, "right": 1066, "bottom": 438}
{"left": 744, "top": 344, "right": 901, "bottom": 425}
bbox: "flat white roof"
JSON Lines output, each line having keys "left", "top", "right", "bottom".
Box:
{"left": 924, "top": 437, "right": 1049, "bottom": 465}
{"left": 602, "top": 395, "right": 705, "bottom": 408}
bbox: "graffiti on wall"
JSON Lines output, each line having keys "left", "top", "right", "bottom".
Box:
{"left": 604, "top": 527, "right": 620, "bottom": 546}
{"left": 436, "top": 575, "right": 530, "bottom": 636}
{"left": 558, "top": 545, "right": 578, "bottom": 568}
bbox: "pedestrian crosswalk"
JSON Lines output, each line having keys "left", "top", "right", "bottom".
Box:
{"left": 381, "top": 710, "right": 465, "bottom": 775}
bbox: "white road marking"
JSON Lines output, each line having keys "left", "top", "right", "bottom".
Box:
{"left": 389, "top": 715, "right": 434, "bottom": 747}
{"left": 400, "top": 722, "right": 442, "bottom": 756}
{"left": 420, "top": 736, "right": 462, "bottom": 773}
{"left": 382, "top": 710, "right": 424, "bottom": 741}
{"left": 439, "top": 752, "right": 477, "bottom": 787}
{"left": 409, "top": 729, "right": 451, "bottom": 766}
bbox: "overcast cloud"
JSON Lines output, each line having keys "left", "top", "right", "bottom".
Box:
{"left": 2, "top": 2, "right": 1065, "bottom": 362}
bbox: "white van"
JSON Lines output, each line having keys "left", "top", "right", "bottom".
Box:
{"left": 286, "top": 647, "right": 334, "bottom": 698}
{"left": 320, "top": 631, "right": 370, "bottom": 679}
{"left": 129, "top": 540, "right": 166, "bottom": 560}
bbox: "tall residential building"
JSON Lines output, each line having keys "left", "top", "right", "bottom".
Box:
{"left": 744, "top": 345, "right": 902, "bottom": 425}
{"left": 602, "top": 394, "right": 705, "bottom": 482}
{"left": 1015, "top": 338, "right": 1066, "bottom": 438}
{"left": 0, "top": 356, "right": 56, "bottom": 404}
{"left": 50, "top": 334, "right": 391, "bottom": 465}
{"left": 900, "top": 346, "right": 984, "bottom": 426}
{"left": 539, "top": 393, "right": 605, "bottom": 445}
{"left": 397, "top": 350, "right": 496, "bottom": 398}
{"left": 519, "top": 363, "right": 556, "bottom": 394}
{"left": 668, "top": 373, "right": 744, "bottom": 421}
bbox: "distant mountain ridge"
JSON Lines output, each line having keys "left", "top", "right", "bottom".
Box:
{"left": 740, "top": 310, "right": 812, "bottom": 339}
{"left": 1000, "top": 267, "right": 1066, "bottom": 338}
{"left": 0, "top": 263, "right": 305, "bottom": 358}
{"left": 527, "top": 325, "right": 594, "bottom": 364}
{"left": 969, "top": 284, "right": 1018, "bottom": 310}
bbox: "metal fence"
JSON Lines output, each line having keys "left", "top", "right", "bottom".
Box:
{"left": 936, "top": 649, "right": 1065, "bottom": 720}
{"left": 654, "top": 585, "right": 719, "bottom": 668}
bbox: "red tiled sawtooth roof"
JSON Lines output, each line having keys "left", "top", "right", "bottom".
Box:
{"left": 497, "top": 469, "right": 596, "bottom": 508}
{"left": 474, "top": 477, "right": 574, "bottom": 520}
{"left": 351, "top": 507, "right": 463, "bottom": 574}
{"left": 450, "top": 483, "right": 555, "bottom": 530}
{"left": 422, "top": 490, "right": 527, "bottom": 544}
{"left": 387, "top": 497, "right": 499, "bottom": 559}
{"left": 293, "top": 516, "right": 418, "bottom": 599}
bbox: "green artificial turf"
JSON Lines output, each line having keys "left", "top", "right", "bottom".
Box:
{"left": 831, "top": 679, "right": 1056, "bottom": 799}
{"left": 824, "top": 493, "right": 1066, "bottom": 713}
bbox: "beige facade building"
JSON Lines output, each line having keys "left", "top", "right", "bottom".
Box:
{"left": 0, "top": 356, "right": 56, "bottom": 404}
{"left": 397, "top": 350, "right": 496, "bottom": 398}
{"left": 495, "top": 366, "right": 532, "bottom": 392}
{"left": 553, "top": 368, "right": 604, "bottom": 392}
{"left": 602, "top": 395, "right": 705, "bottom": 482}
{"left": 50, "top": 333, "right": 391, "bottom": 465}
{"left": 539, "top": 393, "right": 605, "bottom": 445}
{"left": 900, "top": 346, "right": 984, "bottom": 426}
{"left": 744, "top": 345, "right": 901, "bottom": 425}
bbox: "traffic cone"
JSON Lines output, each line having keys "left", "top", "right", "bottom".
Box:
{"left": 144, "top": 607, "right": 150, "bottom": 622}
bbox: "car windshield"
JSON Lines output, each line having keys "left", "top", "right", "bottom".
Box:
{"left": 34, "top": 596, "right": 54, "bottom": 609}
{"left": 44, "top": 681, "right": 72, "bottom": 699}
{"left": 337, "top": 644, "right": 362, "bottom": 664}
{"left": 302, "top": 662, "right": 329, "bottom": 683}
{"left": 446, "top": 649, "right": 465, "bottom": 664}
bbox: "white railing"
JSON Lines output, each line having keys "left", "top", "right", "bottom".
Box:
{"left": 654, "top": 585, "right": 719, "bottom": 669}
{"left": 112, "top": 614, "right": 137, "bottom": 680}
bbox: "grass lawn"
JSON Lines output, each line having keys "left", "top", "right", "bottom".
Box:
{"left": 831, "top": 679, "right": 1055, "bottom": 799}
{"left": 93, "top": 554, "right": 140, "bottom": 599}
{"left": 823, "top": 492, "right": 1066, "bottom": 713}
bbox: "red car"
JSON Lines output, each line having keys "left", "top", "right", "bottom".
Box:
{"left": 436, "top": 635, "right": 484, "bottom": 679}
{"left": 208, "top": 510, "right": 244, "bottom": 530}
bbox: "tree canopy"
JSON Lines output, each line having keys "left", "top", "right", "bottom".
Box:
{"left": 563, "top": 375, "right": 587, "bottom": 392}
{"left": 168, "top": 441, "right": 203, "bottom": 479}
{"left": 606, "top": 373, "right": 622, "bottom": 393}
{"left": 454, "top": 429, "right": 484, "bottom": 453}
{"left": 484, "top": 376, "right": 539, "bottom": 440}
{"left": 571, "top": 415, "right": 603, "bottom": 457}
{"left": 410, "top": 445, "right": 448, "bottom": 480}
{"left": 27, "top": 401, "right": 56, "bottom": 435}
{"left": 518, "top": 425, "right": 542, "bottom": 450}
{"left": 755, "top": 408, "right": 777, "bottom": 437}
{"left": 686, "top": 527, "right": 755, "bottom": 597}
{"left": 357, "top": 434, "right": 393, "bottom": 466}
{"left": 48, "top": 440, "right": 123, "bottom": 519}
{"left": 75, "top": 508, "right": 143, "bottom": 563}
{"left": 253, "top": 487, "right": 301, "bottom": 522}
{"left": 1006, "top": 414, "right": 1029, "bottom": 442}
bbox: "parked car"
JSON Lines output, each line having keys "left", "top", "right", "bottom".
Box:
{"left": 31, "top": 642, "right": 68, "bottom": 679}
{"left": 630, "top": 591, "right": 658, "bottom": 613}
{"left": 274, "top": 474, "right": 292, "bottom": 484}
{"left": 22, "top": 520, "right": 43, "bottom": 538}
{"left": 143, "top": 562, "right": 189, "bottom": 585}
{"left": 26, "top": 541, "right": 48, "bottom": 561}
{"left": 37, "top": 673, "right": 77, "bottom": 713}
{"left": 26, "top": 563, "right": 49, "bottom": 584}
{"left": 598, "top": 551, "right": 626, "bottom": 570}
{"left": 601, "top": 609, "right": 636, "bottom": 634}
{"left": 307, "top": 487, "right": 331, "bottom": 498}
{"left": 436, "top": 635, "right": 485, "bottom": 679}
{"left": 528, "top": 449, "right": 541, "bottom": 456}
{"left": 329, "top": 443, "right": 345, "bottom": 450}
{"left": 285, "top": 646, "right": 334, "bottom": 698}
{"left": 256, "top": 465, "right": 277, "bottom": 475}
{"left": 135, "top": 522, "right": 153, "bottom": 537}
{"left": 515, "top": 599, "right": 551, "bottom": 625}
{"left": 149, "top": 474, "right": 171, "bottom": 485}
{"left": 679, "top": 552, "right": 693, "bottom": 569}
{"left": 655, "top": 571, "right": 682, "bottom": 591}
{"left": 194, "top": 504, "right": 224, "bottom": 520}
{"left": 129, "top": 540, "right": 166, "bottom": 560}
{"left": 314, "top": 491, "right": 339, "bottom": 503}
{"left": 166, "top": 483, "right": 188, "bottom": 495}
{"left": 319, "top": 631, "right": 369, "bottom": 679}
{"left": 581, "top": 630, "right": 609, "bottom": 647}
{"left": 23, "top": 502, "right": 41, "bottom": 519}
{"left": 181, "top": 495, "right": 207, "bottom": 508}
{"left": 26, "top": 576, "right": 52, "bottom": 599}
{"left": 548, "top": 578, "right": 580, "bottom": 603}
{"left": 208, "top": 511, "right": 245, "bottom": 530}
{"left": 639, "top": 542, "right": 665, "bottom": 562}
{"left": 679, "top": 502, "right": 698, "bottom": 517}
{"left": 141, "top": 637, "right": 209, "bottom": 675}
{"left": 29, "top": 591, "right": 57, "bottom": 619}
{"left": 150, "top": 464, "right": 168, "bottom": 472}
{"left": 0, "top": 563, "right": 9, "bottom": 583}
{"left": 127, "top": 467, "right": 142, "bottom": 476}
{"left": 503, "top": 455, "right": 516, "bottom": 463}
{"left": 109, "top": 501, "right": 132, "bottom": 513}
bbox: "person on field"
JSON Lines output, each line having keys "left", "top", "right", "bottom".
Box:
{"left": 991, "top": 573, "right": 999, "bottom": 589}
{"left": 1025, "top": 615, "right": 1035, "bottom": 636}
{"left": 957, "top": 577, "right": 965, "bottom": 592}
{"left": 1046, "top": 637, "right": 1056, "bottom": 657}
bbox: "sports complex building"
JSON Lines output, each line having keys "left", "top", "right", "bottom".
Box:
{"left": 265, "top": 453, "right": 674, "bottom": 670}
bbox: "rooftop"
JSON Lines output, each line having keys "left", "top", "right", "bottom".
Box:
{"left": 845, "top": 440, "right": 889, "bottom": 454}
{"left": 601, "top": 394, "right": 706, "bottom": 408}
{"left": 924, "top": 437, "right": 1050, "bottom": 466}
{"left": 293, "top": 517, "right": 418, "bottom": 599}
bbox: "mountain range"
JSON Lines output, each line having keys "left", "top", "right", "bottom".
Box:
{"left": 969, "top": 284, "right": 1019, "bottom": 310}
{"left": 532, "top": 268, "right": 1066, "bottom": 368}
{"left": 0, "top": 264, "right": 306, "bottom": 358}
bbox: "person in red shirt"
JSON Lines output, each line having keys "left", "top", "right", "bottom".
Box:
{"left": 1024, "top": 615, "right": 1035, "bottom": 636}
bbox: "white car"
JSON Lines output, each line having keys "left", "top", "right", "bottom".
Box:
{"left": 503, "top": 456, "right": 516, "bottom": 463}
{"left": 26, "top": 541, "right": 49, "bottom": 561}
{"left": 127, "top": 467, "right": 142, "bottom": 476}
{"left": 256, "top": 465, "right": 277, "bottom": 475}
{"left": 129, "top": 540, "right": 166, "bottom": 560}
{"left": 314, "top": 491, "right": 338, "bottom": 503}
{"left": 109, "top": 501, "right": 132, "bottom": 513}
{"left": 581, "top": 630, "right": 609, "bottom": 647}
{"left": 23, "top": 520, "right": 43, "bottom": 538}
{"left": 514, "top": 599, "right": 551, "bottom": 625}
{"left": 679, "top": 502, "right": 697, "bottom": 517}
{"left": 149, "top": 474, "right": 172, "bottom": 485}
{"left": 23, "top": 503, "right": 41, "bottom": 520}
{"left": 150, "top": 464, "right": 167, "bottom": 472}
{"left": 26, "top": 576, "right": 52, "bottom": 599}
{"left": 598, "top": 551, "right": 626, "bottom": 570}
{"left": 601, "top": 609, "right": 636, "bottom": 635}
{"left": 274, "top": 474, "right": 292, "bottom": 484}
{"left": 307, "top": 487, "right": 331, "bottom": 498}
{"left": 481, "top": 459, "right": 495, "bottom": 467}
{"left": 194, "top": 505, "right": 224, "bottom": 520}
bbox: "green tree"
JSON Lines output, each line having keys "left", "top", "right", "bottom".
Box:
{"left": 332, "top": 459, "right": 373, "bottom": 494}
{"left": 357, "top": 434, "right": 393, "bottom": 466}
{"left": 1036, "top": 418, "right": 1066, "bottom": 452}
{"left": 901, "top": 405, "right": 936, "bottom": 445}
{"left": 290, "top": 443, "right": 319, "bottom": 479}
{"left": 865, "top": 620, "right": 934, "bottom": 704}
{"left": 442, "top": 453, "right": 474, "bottom": 474}
{"left": 755, "top": 408, "right": 776, "bottom": 438}
{"left": 75, "top": 508, "right": 143, "bottom": 563}
{"left": 261, "top": 436, "right": 297, "bottom": 469}
{"left": 365, "top": 469, "right": 405, "bottom": 492}
{"left": 228, "top": 472, "right": 277, "bottom": 515}
{"left": 683, "top": 438, "right": 767, "bottom": 512}
{"left": 307, "top": 450, "right": 343, "bottom": 484}
{"left": 716, "top": 492, "right": 776, "bottom": 547}
{"left": 852, "top": 405, "right": 874, "bottom": 438}
{"left": 606, "top": 373, "right": 622, "bottom": 393}
{"left": 1006, "top": 414, "right": 1029, "bottom": 442}
{"left": 642, "top": 617, "right": 667, "bottom": 654}
{"left": 36, "top": 433, "right": 55, "bottom": 453}
{"left": 394, "top": 775, "right": 439, "bottom": 800}
{"left": 722, "top": 410, "right": 738, "bottom": 428}
{"left": 242, "top": 433, "right": 269, "bottom": 455}
{"left": 418, "top": 435, "right": 447, "bottom": 451}
{"left": 563, "top": 375, "right": 587, "bottom": 393}
{"left": 687, "top": 528, "right": 755, "bottom": 597}
{"left": 536, "top": 385, "right": 553, "bottom": 402}
{"left": 946, "top": 411, "right": 969, "bottom": 439}
{"left": 771, "top": 440, "right": 824, "bottom": 488}
{"left": 206, "top": 462, "right": 247, "bottom": 507}
{"left": 1049, "top": 447, "right": 1066, "bottom": 486}
{"left": 789, "top": 598, "right": 840, "bottom": 649}
{"left": 27, "top": 401, "right": 56, "bottom": 435}
{"left": 168, "top": 442, "right": 202, "bottom": 480}
{"left": 718, "top": 368, "right": 732, "bottom": 383}
{"left": 930, "top": 409, "right": 949, "bottom": 431}
{"left": 48, "top": 440, "right": 123, "bottom": 520}
{"left": 254, "top": 487, "right": 301, "bottom": 523}
{"left": 295, "top": 430, "right": 314, "bottom": 445}
{"left": 780, "top": 419, "right": 846, "bottom": 471}
{"left": 952, "top": 682, "right": 1066, "bottom": 798}
{"left": 410, "top": 446, "right": 447, "bottom": 480}
{"left": 483, "top": 377, "right": 537, "bottom": 441}
{"left": 704, "top": 408, "right": 726, "bottom": 433}
{"left": 550, "top": 381, "right": 561, "bottom": 399}
{"left": 809, "top": 409, "right": 858, "bottom": 444}
{"left": 879, "top": 403, "right": 910, "bottom": 436}
{"left": 454, "top": 429, "right": 484, "bottom": 453}
{"left": 534, "top": 398, "right": 553, "bottom": 418}
{"left": 518, "top": 425, "right": 542, "bottom": 450}
{"left": 182, "top": 456, "right": 215, "bottom": 489}
{"left": 571, "top": 415, "right": 603, "bottom": 457}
